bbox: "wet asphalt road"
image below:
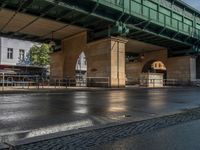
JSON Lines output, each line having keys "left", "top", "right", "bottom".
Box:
{"left": 0, "top": 87, "right": 200, "bottom": 141}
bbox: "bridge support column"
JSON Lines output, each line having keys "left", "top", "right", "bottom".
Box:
{"left": 167, "top": 56, "right": 196, "bottom": 84}
{"left": 62, "top": 32, "right": 87, "bottom": 78}
{"left": 50, "top": 51, "right": 64, "bottom": 79}
{"left": 87, "top": 37, "right": 127, "bottom": 87}
{"left": 50, "top": 32, "right": 87, "bottom": 80}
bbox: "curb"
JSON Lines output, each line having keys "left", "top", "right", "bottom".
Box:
{"left": 0, "top": 86, "right": 191, "bottom": 95}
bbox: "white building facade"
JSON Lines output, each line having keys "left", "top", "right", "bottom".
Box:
{"left": 0, "top": 37, "right": 46, "bottom": 75}
{"left": 0, "top": 37, "right": 34, "bottom": 66}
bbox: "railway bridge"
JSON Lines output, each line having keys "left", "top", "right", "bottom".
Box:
{"left": 0, "top": 0, "right": 200, "bottom": 87}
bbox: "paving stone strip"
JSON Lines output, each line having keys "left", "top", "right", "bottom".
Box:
{"left": 2, "top": 107, "right": 200, "bottom": 150}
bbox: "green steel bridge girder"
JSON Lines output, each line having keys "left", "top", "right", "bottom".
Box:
{"left": 1, "top": 0, "right": 200, "bottom": 54}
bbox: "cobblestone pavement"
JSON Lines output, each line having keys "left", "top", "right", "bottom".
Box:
{"left": 2, "top": 107, "right": 200, "bottom": 150}
{"left": 94, "top": 119, "right": 200, "bottom": 150}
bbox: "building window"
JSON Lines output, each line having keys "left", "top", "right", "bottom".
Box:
{"left": 19, "top": 49, "right": 25, "bottom": 61}
{"left": 7, "top": 48, "right": 13, "bottom": 59}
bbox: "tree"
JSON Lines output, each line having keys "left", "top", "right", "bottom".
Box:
{"left": 30, "top": 44, "right": 51, "bottom": 66}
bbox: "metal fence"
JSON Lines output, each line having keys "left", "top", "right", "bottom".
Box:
{"left": 0, "top": 74, "right": 111, "bottom": 91}
{"left": 50, "top": 77, "right": 110, "bottom": 88}
{"left": 1, "top": 74, "right": 197, "bottom": 91}
{"left": 126, "top": 78, "right": 184, "bottom": 87}
{"left": 191, "top": 79, "right": 200, "bottom": 87}
{"left": 0, "top": 74, "right": 40, "bottom": 91}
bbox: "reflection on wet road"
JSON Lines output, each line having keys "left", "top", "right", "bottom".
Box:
{"left": 1, "top": 87, "right": 200, "bottom": 142}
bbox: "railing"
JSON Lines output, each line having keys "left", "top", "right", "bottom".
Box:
{"left": 140, "top": 79, "right": 181, "bottom": 87}
{"left": 191, "top": 79, "right": 200, "bottom": 87}
{"left": 164, "top": 79, "right": 179, "bottom": 86}
{"left": 0, "top": 74, "right": 111, "bottom": 91}
{"left": 50, "top": 77, "right": 110, "bottom": 87}
{"left": 126, "top": 77, "right": 139, "bottom": 85}
{"left": 0, "top": 74, "right": 40, "bottom": 91}
{"left": 92, "top": 0, "right": 200, "bottom": 39}
{"left": 126, "top": 78, "right": 181, "bottom": 87}
{"left": 87, "top": 77, "right": 110, "bottom": 87}
{"left": 1, "top": 74, "right": 197, "bottom": 90}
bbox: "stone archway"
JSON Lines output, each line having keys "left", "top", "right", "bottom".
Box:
{"left": 75, "top": 51, "right": 87, "bottom": 86}
{"left": 142, "top": 60, "right": 167, "bottom": 79}
{"left": 62, "top": 32, "right": 87, "bottom": 78}
{"left": 125, "top": 49, "right": 168, "bottom": 85}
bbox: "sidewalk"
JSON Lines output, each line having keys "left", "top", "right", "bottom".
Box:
{"left": 0, "top": 85, "right": 193, "bottom": 94}
{"left": 0, "top": 86, "right": 111, "bottom": 94}
{"left": 93, "top": 120, "right": 200, "bottom": 150}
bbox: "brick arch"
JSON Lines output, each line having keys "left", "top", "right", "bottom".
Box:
{"left": 75, "top": 51, "right": 87, "bottom": 71}
{"left": 125, "top": 49, "right": 168, "bottom": 81}
{"left": 62, "top": 32, "right": 87, "bottom": 78}
{"left": 142, "top": 59, "right": 167, "bottom": 73}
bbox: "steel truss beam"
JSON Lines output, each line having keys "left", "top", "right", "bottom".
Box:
{"left": 21, "top": 0, "right": 34, "bottom": 13}
{"left": 0, "top": 0, "right": 28, "bottom": 32}
{"left": 0, "top": 0, "right": 198, "bottom": 52}
{"left": 10, "top": 2, "right": 59, "bottom": 38}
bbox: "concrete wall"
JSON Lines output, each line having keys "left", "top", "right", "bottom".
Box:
{"left": 51, "top": 32, "right": 197, "bottom": 87}
{"left": 50, "top": 51, "right": 64, "bottom": 78}
{"left": 87, "top": 37, "right": 127, "bottom": 87}
{"left": 111, "top": 38, "right": 126, "bottom": 87}
{"left": 62, "top": 32, "right": 87, "bottom": 77}
{"left": 87, "top": 38, "right": 111, "bottom": 78}
{"left": 126, "top": 62, "right": 142, "bottom": 82}
{"left": 51, "top": 33, "right": 127, "bottom": 87}
{"left": 126, "top": 50, "right": 197, "bottom": 84}
{"left": 126, "top": 49, "right": 167, "bottom": 81}
{"left": 167, "top": 56, "right": 196, "bottom": 83}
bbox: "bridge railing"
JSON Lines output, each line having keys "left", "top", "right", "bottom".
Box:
{"left": 92, "top": 0, "right": 200, "bottom": 39}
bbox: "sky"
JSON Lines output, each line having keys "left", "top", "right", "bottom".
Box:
{"left": 183, "top": 0, "right": 200, "bottom": 10}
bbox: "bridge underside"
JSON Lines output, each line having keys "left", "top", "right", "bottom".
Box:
{"left": 50, "top": 32, "right": 196, "bottom": 87}
{"left": 0, "top": 9, "right": 86, "bottom": 44}
{"left": 0, "top": 0, "right": 199, "bottom": 87}
{"left": 0, "top": 0, "right": 198, "bottom": 55}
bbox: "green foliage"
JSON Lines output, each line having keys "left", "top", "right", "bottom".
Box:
{"left": 30, "top": 44, "right": 52, "bottom": 66}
